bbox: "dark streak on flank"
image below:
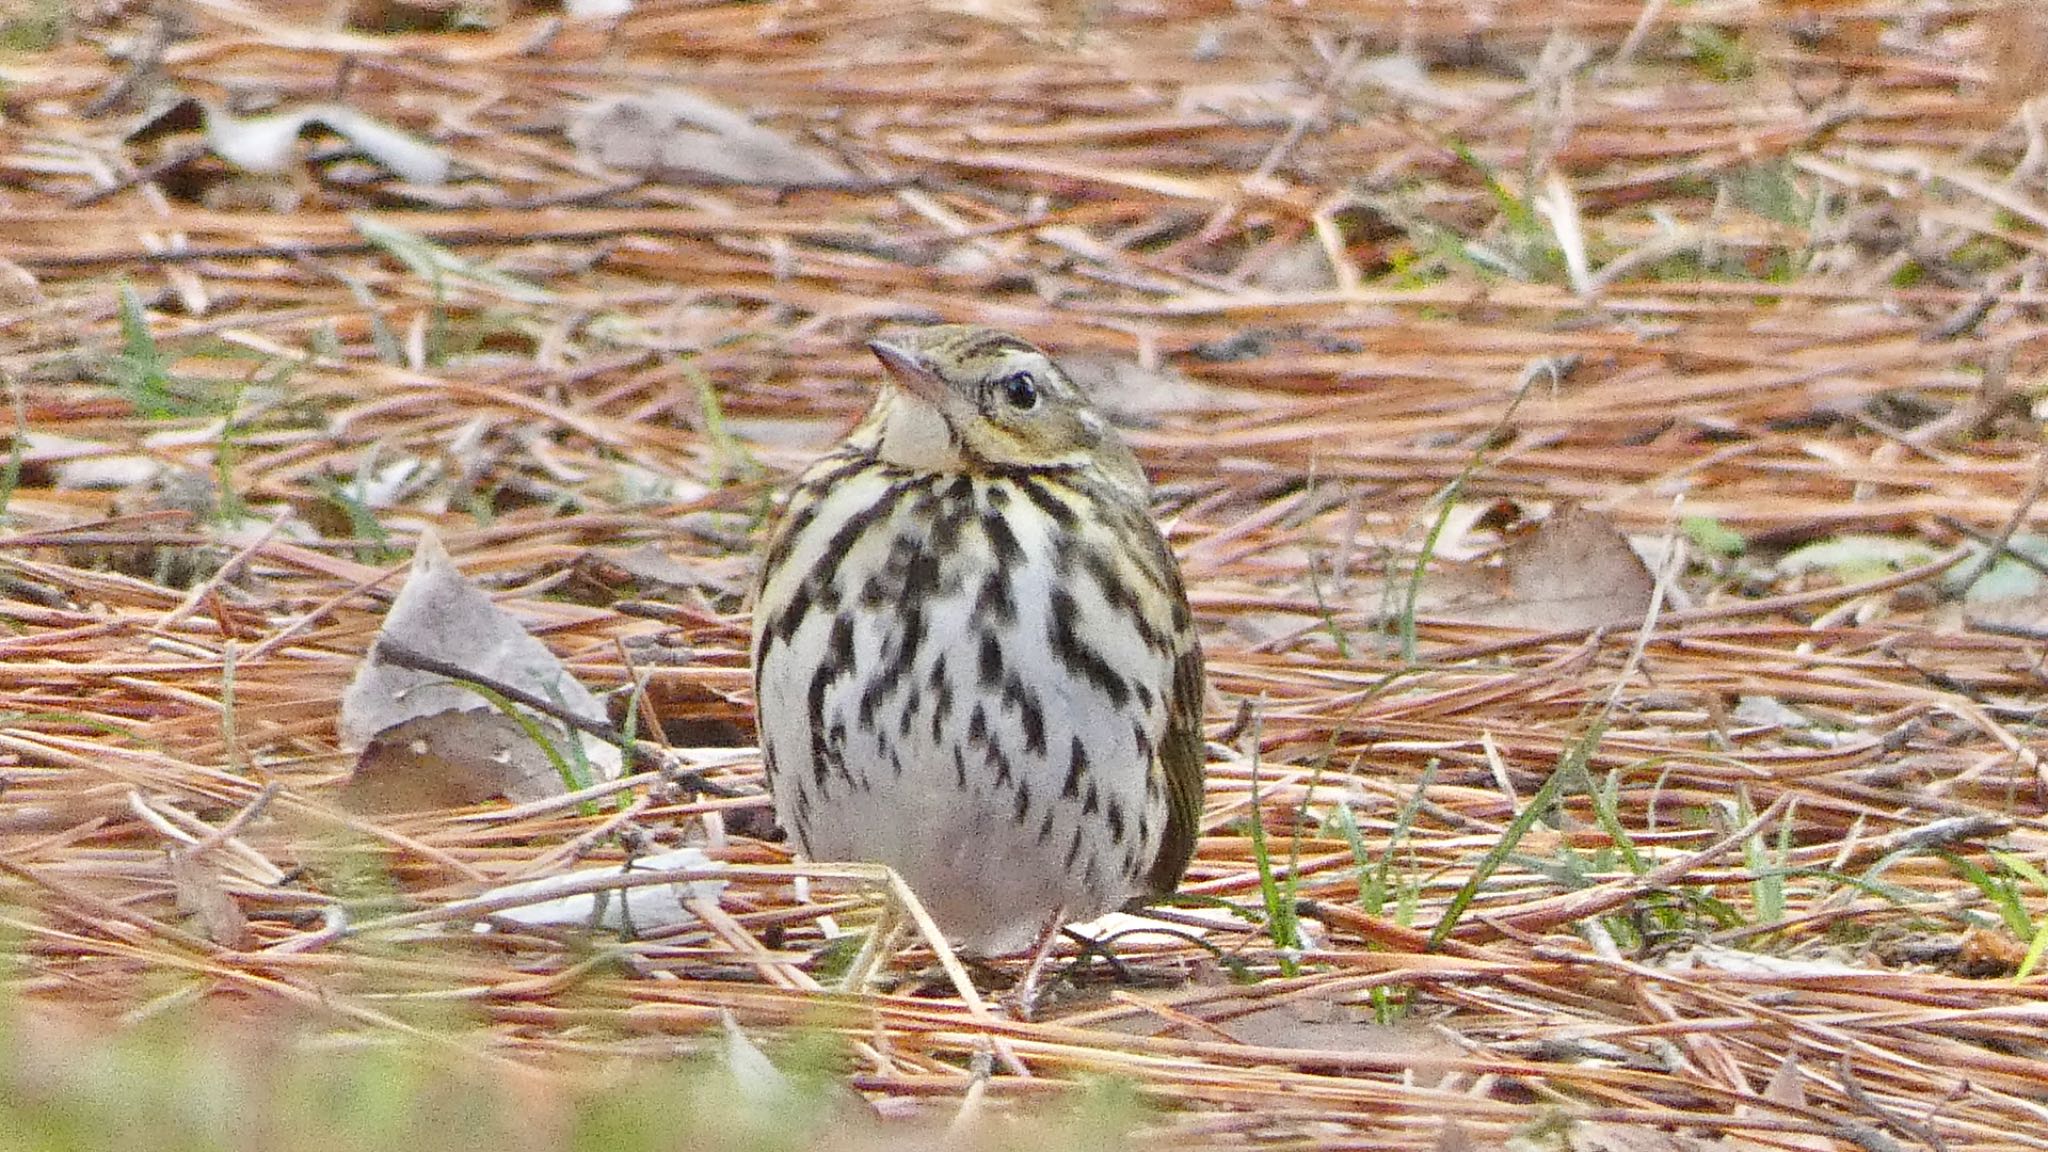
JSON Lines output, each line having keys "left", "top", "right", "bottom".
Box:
{"left": 974, "top": 569, "right": 1015, "bottom": 624}
{"left": 928, "top": 666, "right": 954, "bottom": 742}
{"left": 757, "top": 578, "right": 810, "bottom": 668}
{"left": 758, "top": 450, "right": 867, "bottom": 575}
{"left": 977, "top": 632, "right": 1004, "bottom": 688}
{"left": 1015, "top": 686, "right": 1046, "bottom": 756}
{"left": 1075, "top": 542, "right": 1167, "bottom": 651}
{"left": 798, "top": 477, "right": 922, "bottom": 617}
{"left": 898, "top": 684, "right": 921, "bottom": 738}
{"left": 999, "top": 674, "right": 1037, "bottom": 747}
{"left": 859, "top": 531, "right": 918, "bottom": 607}
{"left": 803, "top": 615, "right": 857, "bottom": 788}
{"left": 1015, "top": 476, "right": 1079, "bottom": 531}
{"left": 980, "top": 506, "right": 1023, "bottom": 566}
{"left": 1047, "top": 588, "right": 1130, "bottom": 707}
{"left": 1062, "top": 736, "right": 1088, "bottom": 799}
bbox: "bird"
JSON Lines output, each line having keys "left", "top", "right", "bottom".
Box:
{"left": 750, "top": 324, "right": 1205, "bottom": 994}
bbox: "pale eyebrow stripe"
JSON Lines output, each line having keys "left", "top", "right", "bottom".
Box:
{"left": 969, "top": 334, "right": 1039, "bottom": 358}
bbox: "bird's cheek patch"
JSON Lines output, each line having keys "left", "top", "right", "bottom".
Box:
{"left": 960, "top": 421, "right": 1037, "bottom": 466}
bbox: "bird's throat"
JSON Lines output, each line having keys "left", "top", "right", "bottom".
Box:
{"left": 874, "top": 389, "right": 967, "bottom": 472}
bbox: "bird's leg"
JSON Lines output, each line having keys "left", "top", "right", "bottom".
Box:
{"left": 1060, "top": 926, "right": 1134, "bottom": 982}
{"left": 1002, "top": 908, "right": 1067, "bottom": 1020}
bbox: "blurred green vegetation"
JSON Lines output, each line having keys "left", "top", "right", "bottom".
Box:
{"left": 0, "top": 989, "right": 1146, "bottom": 1152}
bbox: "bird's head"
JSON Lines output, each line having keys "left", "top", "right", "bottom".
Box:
{"left": 857, "top": 325, "right": 1142, "bottom": 487}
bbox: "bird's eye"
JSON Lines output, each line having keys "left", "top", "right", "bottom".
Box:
{"left": 998, "top": 372, "right": 1040, "bottom": 411}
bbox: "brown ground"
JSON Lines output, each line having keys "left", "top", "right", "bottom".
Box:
{"left": 3, "top": 2, "right": 2048, "bottom": 1149}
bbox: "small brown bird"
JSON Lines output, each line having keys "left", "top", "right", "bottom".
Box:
{"left": 751, "top": 325, "right": 1204, "bottom": 972}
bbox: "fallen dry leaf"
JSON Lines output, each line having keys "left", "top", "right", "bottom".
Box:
{"left": 338, "top": 529, "right": 621, "bottom": 808}
{"left": 474, "top": 847, "right": 725, "bottom": 933}
{"left": 168, "top": 848, "right": 252, "bottom": 950}
{"left": 1436, "top": 505, "right": 1661, "bottom": 631}
{"left": 569, "top": 89, "right": 856, "bottom": 188}
{"left": 344, "top": 709, "right": 584, "bottom": 812}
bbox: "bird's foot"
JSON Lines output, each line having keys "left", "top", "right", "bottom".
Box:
{"left": 999, "top": 910, "right": 1068, "bottom": 1021}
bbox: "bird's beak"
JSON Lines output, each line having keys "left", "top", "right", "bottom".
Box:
{"left": 867, "top": 339, "right": 949, "bottom": 405}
